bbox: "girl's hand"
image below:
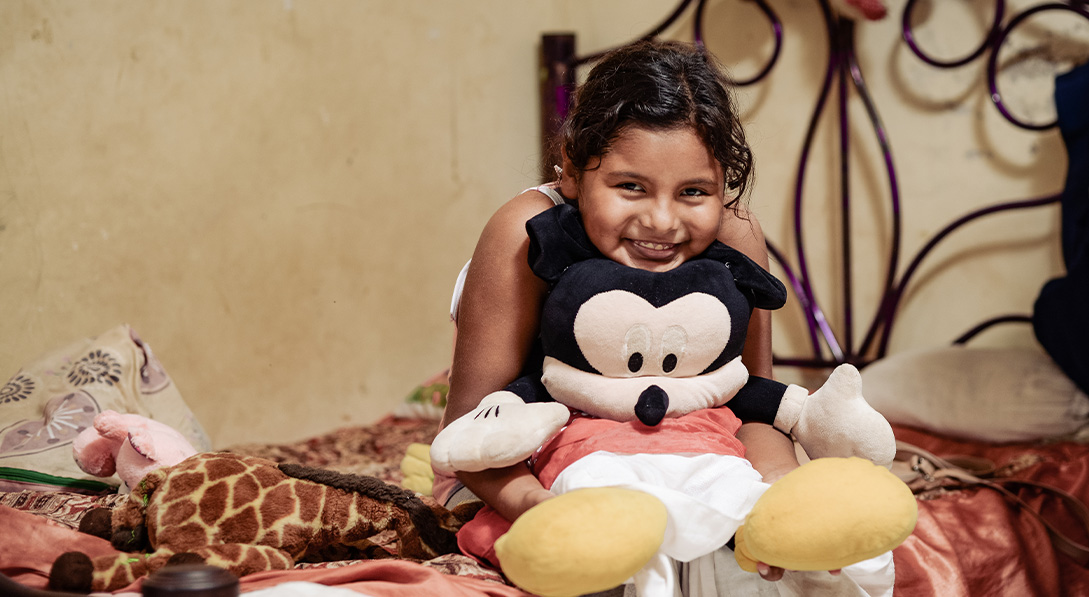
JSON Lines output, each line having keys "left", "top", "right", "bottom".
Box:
{"left": 755, "top": 563, "right": 842, "bottom": 582}
{"left": 522, "top": 487, "right": 555, "bottom": 513}
{"left": 457, "top": 464, "right": 554, "bottom": 523}
{"left": 754, "top": 465, "right": 796, "bottom": 485}
{"left": 756, "top": 563, "right": 785, "bottom": 582}
{"left": 750, "top": 466, "right": 841, "bottom": 583}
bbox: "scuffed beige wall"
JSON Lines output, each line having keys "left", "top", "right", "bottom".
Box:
{"left": 0, "top": 1, "right": 1081, "bottom": 445}
{"left": 0, "top": 0, "right": 676, "bottom": 447}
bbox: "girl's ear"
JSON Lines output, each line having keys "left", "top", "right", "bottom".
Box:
{"left": 559, "top": 149, "right": 578, "bottom": 199}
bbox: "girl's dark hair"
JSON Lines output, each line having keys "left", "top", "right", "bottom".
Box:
{"left": 561, "top": 39, "right": 754, "bottom": 204}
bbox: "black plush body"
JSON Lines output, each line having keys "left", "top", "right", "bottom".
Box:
{"left": 505, "top": 203, "right": 791, "bottom": 426}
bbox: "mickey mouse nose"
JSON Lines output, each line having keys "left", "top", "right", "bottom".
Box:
{"left": 635, "top": 385, "right": 669, "bottom": 426}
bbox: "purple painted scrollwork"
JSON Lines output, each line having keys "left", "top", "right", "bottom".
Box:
{"left": 538, "top": 0, "right": 782, "bottom": 183}
{"left": 538, "top": 0, "right": 1080, "bottom": 369}
{"left": 903, "top": 0, "right": 1089, "bottom": 130}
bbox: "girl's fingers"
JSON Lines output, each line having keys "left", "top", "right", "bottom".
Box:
{"left": 756, "top": 563, "right": 785, "bottom": 581}
{"left": 756, "top": 564, "right": 841, "bottom": 580}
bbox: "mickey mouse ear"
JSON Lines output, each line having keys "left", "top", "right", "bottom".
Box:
{"left": 525, "top": 204, "right": 598, "bottom": 285}
{"left": 704, "top": 243, "right": 788, "bottom": 311}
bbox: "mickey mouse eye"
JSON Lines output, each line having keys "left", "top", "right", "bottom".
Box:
{"left": 624, "top": 324, "right": 651, "bottom": 374}
{"left": 660, "top": 326, "right": 687, "bottom": 375}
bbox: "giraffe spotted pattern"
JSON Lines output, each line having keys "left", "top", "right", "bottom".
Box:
{"left": 60, "top": 452, "right": 462, "bottom": 592}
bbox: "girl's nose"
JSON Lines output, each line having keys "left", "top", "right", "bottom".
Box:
{"left": 640, "top": 197, "right": 679, "bottom": 232}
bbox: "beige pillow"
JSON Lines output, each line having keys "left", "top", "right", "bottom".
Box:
{"left": 0, "top": 324, "right": 210, "bottom": 492}
{"left": 861, "top": 346, "right": 1089, "bottom": 442}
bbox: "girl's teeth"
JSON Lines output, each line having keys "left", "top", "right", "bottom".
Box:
{"left": 635, "top": 241, "right": 673, "bottom": 251}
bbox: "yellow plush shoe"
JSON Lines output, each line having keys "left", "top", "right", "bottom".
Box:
{"left": 495, "top": 487, "right": 667, "bottom": 597}
{"left": 735, "top": 457, "right": 917, "bottom": 572}
{"left": 399, "top": 443, "right": 434, "bottom": 496}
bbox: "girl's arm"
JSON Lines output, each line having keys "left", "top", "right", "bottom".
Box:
{"left": 721, "top": 208, "right": 799, "bottom": 581}
{"left": 443, "top": 189, "right": 556, "bottom": 521}
{"left": 718, "top": 208, "right": 800, "bottom": 483}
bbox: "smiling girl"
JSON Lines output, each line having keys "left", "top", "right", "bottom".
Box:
{"left": 438, "top": 40, "right": 892, "bottom": 595}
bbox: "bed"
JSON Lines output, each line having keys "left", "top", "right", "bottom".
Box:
{"left": 3, "top": 0, "right": 1089, "bottom": 595}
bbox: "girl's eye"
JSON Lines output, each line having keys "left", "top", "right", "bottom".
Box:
{"left": 618, "top": 182, "right": 644, "bottom": 192}
{"left": 681, "top": 188, "right": 707, "bottom": 197}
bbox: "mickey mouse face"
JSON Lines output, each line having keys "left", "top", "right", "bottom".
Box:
{"left": 539, "top": 257, "right": 753, "bottom": 377}
{"left": 573, "top": 290, "right": 733, "bottom": 378}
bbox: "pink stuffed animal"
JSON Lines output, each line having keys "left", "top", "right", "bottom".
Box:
{"left": 73, "top": 410, "right": 197, "bottom": 491}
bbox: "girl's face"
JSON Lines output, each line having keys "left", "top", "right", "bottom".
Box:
{"left": 561, "top": 125, "right": 726, "bottom": 272}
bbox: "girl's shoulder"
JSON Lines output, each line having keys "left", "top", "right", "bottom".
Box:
{"left": 485, "top": 184, "right": 568, "bottom": 236}
{"left": 503, "top": 182, "right": 568, "bottom": 220}
{"left": 717, "top": 206, "right": 768, "bottom": 267}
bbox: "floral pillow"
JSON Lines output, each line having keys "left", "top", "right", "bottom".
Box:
{"left": 0, "top": 324, "right": 210, "bottom": 493}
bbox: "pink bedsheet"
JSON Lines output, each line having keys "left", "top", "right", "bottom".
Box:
{"left": 0, "top": 505, "right": 530, "bottom": 596}
{"left": 892, "top": 425, "right": 1089, "bottom": 596}
{"left": 5, "top": 420, "right": 1089, "bottom": 595}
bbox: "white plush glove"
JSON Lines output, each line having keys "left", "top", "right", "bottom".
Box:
{"left": 430, "top": 392, "right": 571, "bottom": 474}
{"left": 775, "top": 364, "right": 897, "bottom": 467}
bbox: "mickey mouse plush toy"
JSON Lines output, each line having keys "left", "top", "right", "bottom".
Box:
{"left": 433, "top": 204, "right": 912, "bottom": 597}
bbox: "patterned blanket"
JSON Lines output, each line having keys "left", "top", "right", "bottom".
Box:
{"left": 0, "top": 414, "right": 526, "bottom": 595}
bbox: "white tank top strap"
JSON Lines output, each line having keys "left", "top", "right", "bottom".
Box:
{"left": 450, "top": 259, "right": 471, "bottom": 322}
{"left": 527, "top": 182, "right": 567, "bottom": 206}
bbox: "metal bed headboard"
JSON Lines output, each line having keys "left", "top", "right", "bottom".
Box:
{"left": 537, "top": 0, "right": 1089, "bottom": 370}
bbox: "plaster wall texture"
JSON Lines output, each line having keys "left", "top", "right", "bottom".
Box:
{"left": 0, "top": 1, "right": 1081, "bottom": 444}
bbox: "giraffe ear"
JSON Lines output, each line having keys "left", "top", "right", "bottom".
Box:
{"left": 48, "top": 552, "right": 96, "bottom": 593}
{"left": 76, "top": 507, "right": 114, "bottom": 540}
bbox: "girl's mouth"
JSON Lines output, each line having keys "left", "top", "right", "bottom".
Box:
{"left": 626, "top": 239, "right": 683, "bottom": 270}
{"left": 631, "top": 240, "right": 677, "bottom": 252}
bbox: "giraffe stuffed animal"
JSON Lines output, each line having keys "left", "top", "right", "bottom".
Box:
{"left": 48, "top": 452, "right": 475, "bottom": 593}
